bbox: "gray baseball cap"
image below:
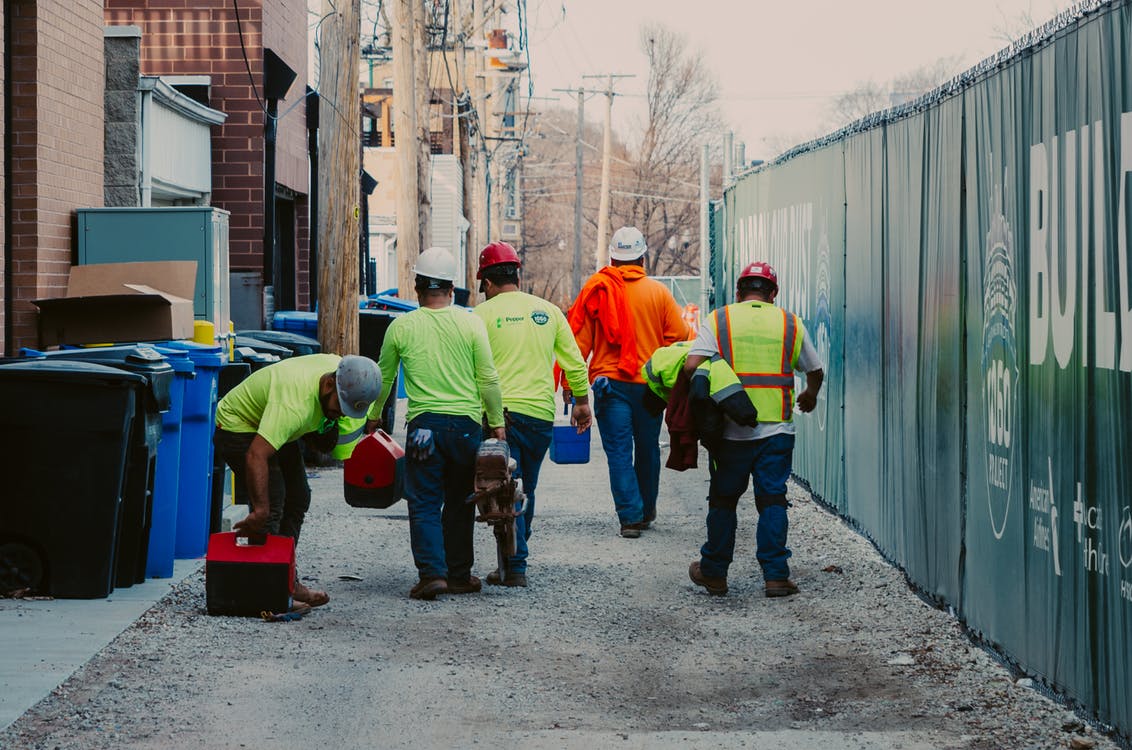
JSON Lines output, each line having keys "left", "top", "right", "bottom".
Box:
{"left": 335, "top": 355, "right": 382, "bottom": 419}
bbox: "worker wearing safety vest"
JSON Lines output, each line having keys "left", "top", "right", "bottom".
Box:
{"left": 216, "top": 353, "right": 383, "bottom": 607}
{"left": 682, "top": 261, "right": 824, "bottom": 598}
{"left": 473, "top": 241, "right": 592, "bottom": 587}
{"left": 567, "top": 226, "right": 692, "bottom": 538}
{"left": 374, "top": 247, "right": 506, "bottom": 601}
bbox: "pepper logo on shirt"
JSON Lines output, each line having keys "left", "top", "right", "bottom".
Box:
{"left": 530, "top": 311, "right": 549, "bottom": 326}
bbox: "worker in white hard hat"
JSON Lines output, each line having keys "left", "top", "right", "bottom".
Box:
{"left": 566, "top": 226, "right": 692, "bottom": 539}
{"left": 374, "top": 246, "right": 506, "bottom": 600}
{"left": 217, "top": 353, "right": 383, "bottom": 607}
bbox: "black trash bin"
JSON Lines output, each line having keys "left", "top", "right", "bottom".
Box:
{"left": 359, "top": 309, "right": 400, "bottom": 428}
{"left": 233, "top": 347, "right": 281, "bottom": 372}
{"left": 34, "top": 346, "right": 173, "bottom": 587}
{"left": 0, "top": 361, "right": 144, "bottom": 598}
{"left": 235, "top": 330, "right": 321, "bottom": 357}
{"left": 233, "top": 335, "right": 292, "bottom": 360}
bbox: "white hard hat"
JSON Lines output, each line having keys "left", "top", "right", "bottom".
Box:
{"left": 335, "top": 355, "right": 382, "bottom": 419}
{"left": 608, "top": 226, "right": 647, "bottom": 261}
{"left": 413, "top": 246, "right": 458, "bottom": 282}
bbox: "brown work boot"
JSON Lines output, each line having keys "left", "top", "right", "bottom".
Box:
{"left": 446, "top": 575, "right": 482, "bottom": 594}
{"left": 765, "top": 579, "right": 800, "bottom": 598}
{"left": 409, "top": 577, "right": 448, "bottom": 600}
{"left": 620, "top": 521, "right": 646, "bottom": 539}
{"left": 485, "top": 569, "right": 528, "bottom": 587}
{"left": 292, "top": 581, "right": 330, "bottom": 607}
{"left": 689, "top": 561, "right": 728, "bottom": 596}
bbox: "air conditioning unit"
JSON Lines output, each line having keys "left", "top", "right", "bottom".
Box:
{"left": 500, "top": 220, "right": 520, "bottom": 239}
{"left": 504, "top": 206, "right": 520, "bottom": 220}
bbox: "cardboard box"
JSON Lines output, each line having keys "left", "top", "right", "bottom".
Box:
{"left": 33, "top": 261, "right": 196, "bottom": 347}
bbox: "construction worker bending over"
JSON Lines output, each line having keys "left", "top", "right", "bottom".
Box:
{"left": 684, "top": 262, "right": 823, "bottom": 598}
{"left": 473, "top": 241, "right": 592, "bottom": 587}
{"left": 216, "top": 354, "right": 383, "bottom": 606}
{"left": 375, "top": 247, "right": 506, "bottom": 600}
{"left": 568, "top": 226, "right": 692, "bottom": 538}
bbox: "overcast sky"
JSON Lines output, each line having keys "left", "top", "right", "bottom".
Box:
{"left": 524, "top": 0, "right": 1075, "bottom": 160}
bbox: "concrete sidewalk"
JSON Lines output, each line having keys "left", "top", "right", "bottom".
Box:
{"left": 0, "top": 558, "right": 200, "bottom": 731}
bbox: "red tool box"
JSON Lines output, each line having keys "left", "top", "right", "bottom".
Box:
{"left": 343, "top": 430, "right": 405, "bottom": 509}
{"left": 205, "top": 532, "right": 294, "bottom": 617}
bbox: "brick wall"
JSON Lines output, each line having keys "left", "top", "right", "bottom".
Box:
{"left": 104, "top": 0, "right": 312, "bottom": 310}
{"left": 8, "top": 0, "right": 106, "bottom": 350}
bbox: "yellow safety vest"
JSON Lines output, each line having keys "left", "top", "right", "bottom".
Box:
{"left": 708, "top": 301, "right": 804, "bottom": 422}
{"left": 332, "top": 416, "right": 368, "bottom": 460}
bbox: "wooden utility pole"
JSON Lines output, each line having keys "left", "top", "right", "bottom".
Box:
{"left": 413, "top": 1, "right": 432, "bottom": 255}
{"left": 316, "top": 0, "right": 362, "bottom": 355}
{"left": 583, "top": 74, "right": 633, "bottom": 269}
{"left": 454, "top": 0, "right": 477, "bottom": 288}
{"left": 392, "top": 0, "right": 421, "bottom": 296}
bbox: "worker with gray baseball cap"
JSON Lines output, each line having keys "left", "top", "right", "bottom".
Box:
{"left": 215, "top": 353, "right": 383, "bottom": 607}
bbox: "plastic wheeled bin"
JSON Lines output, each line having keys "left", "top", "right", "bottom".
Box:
{"left": 233, "top": 335, "right": 292, "bottom": 360}
{"left": 271, "top": 310, "right": 317, "bottom": 337}
{"left": 146, "top": 346, "right": 195, "bottom": 577}
{"left": 359, "top": 309, "right": 400, "bottom": 425}
{"left": 0, "top": 361, "right": 143, "bottom": 598}
{"left": 29, "top": 346, "right": 173, "bottom": 587}
{"left": 161, "top": 341, "right": 226, "bottom": 559}
{"left": 236, "top": 329, "right": 321, "bottom": 357}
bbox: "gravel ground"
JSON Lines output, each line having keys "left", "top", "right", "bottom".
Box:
{"left": 0, "top": 420, "right": 1122, "bottom": 750}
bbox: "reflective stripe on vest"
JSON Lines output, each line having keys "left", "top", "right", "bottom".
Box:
{"left": 712, "top": 302, "right": 802, "bottom": 421}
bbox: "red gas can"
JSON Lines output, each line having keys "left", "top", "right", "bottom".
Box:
{"left": 343, "top": 430, "right": 405, "bottom": 509}
{"left": 205, "top": 532, "right": 294, "bottom": 617}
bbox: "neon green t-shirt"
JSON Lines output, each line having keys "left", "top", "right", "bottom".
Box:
{"left": 474, "top": 290, "right": 589, "bottom": 422}
{"left": 377, "top": 305, "right": 504, "bottom": 426}
{"left": 215, "top": 353, "right": 340, "bottom": 450}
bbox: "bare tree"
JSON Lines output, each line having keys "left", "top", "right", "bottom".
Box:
{"left": 624, "top": 24, "right": 724, "bottom": 278}
{"left": 825, "top": 56, "right": 962, "bottom": 132}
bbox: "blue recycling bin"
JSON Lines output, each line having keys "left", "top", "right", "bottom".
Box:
{"left": 162, "top": 341, "right": 225, "bottom": 559}
{"left": 146, "top": 347, "right": 194, "bottom": 577}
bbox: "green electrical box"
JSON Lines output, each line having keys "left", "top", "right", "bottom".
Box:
{"left": 77, "top": 207, "right": 231, "bottom": 338}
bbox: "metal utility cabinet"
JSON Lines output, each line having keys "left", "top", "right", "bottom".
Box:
{"left": 77, "top": 207, "right": 231, "bottom": 340}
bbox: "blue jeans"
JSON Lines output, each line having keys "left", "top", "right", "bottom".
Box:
{"left": 404, "top": 414, "right": 481, "bottom": 581}
{"left": 700, "top": 434, "right": 795, "bottom": 581}
{"left": 592, "top": 378, "right": 662, "bottom": 526}
{"left": 503, "top": 411, "right": 553, "bottom": 574}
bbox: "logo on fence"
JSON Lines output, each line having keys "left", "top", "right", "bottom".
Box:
{"left": 1120, "top": 506, "right": 1132, "bottom": 570}
{"left": 982, "top": 175, "right": 1020, "bottom": 540}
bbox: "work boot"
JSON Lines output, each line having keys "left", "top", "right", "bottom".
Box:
{"left": 620, "top": 521, "right": 647, "bottom": 539}
{"left": 641, "top": 512, "right": 656, "bottom": 529}
{"left": 409, "top": 577, "right": 448, "bottom": 600}
{"left": 765, "top": 579, "right": 800, "bottom": 598}
{"left": 485, "top": 569, "right": 528, "bottom": 587}
{"left": 446, "top": 575, "right": 482, "bottom": 594}
{"left": 688, "top": 561, "right": 728, "bottom": 596}
{"left": 293, "top": 581, "right": 330, "bottom": 607}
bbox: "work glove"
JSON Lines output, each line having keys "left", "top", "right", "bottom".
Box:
{"left": 407, "top": 427, "right": 435, "bottom": 461}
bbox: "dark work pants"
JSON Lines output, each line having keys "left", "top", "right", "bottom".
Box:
{"left": 213, "top": 429, "right": 312, "bottom": 544}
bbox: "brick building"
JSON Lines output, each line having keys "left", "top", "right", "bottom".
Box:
{"left": 2, "top": 1, "right": 107, "bottom": 354}
{"left": 104, "top": 0, "right": 311, "bottom": 325}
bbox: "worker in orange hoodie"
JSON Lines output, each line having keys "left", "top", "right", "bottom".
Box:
{"left": 567, "top": 226, "right": 692, "bottom": 538}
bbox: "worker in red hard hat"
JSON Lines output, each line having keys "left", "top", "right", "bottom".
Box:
{"left": 373, "top": 247, "right": 505, "bottom": 601}
{"left": 473, "top": 241, "right": 592, "bottom": 587}
{"left": 682, "top": 260, "right": 824, "bottom": 599}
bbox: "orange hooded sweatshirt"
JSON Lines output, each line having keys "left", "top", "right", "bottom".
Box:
{"left": 568, "top": 265, "right": 692, "bottom": 384}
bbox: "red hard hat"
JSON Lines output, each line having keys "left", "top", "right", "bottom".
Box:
{"left": 476, "top": 241, "right": 521, "bottom": 279}
{"left": 739, "top": 261, "right": 778, "bottom": 286}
